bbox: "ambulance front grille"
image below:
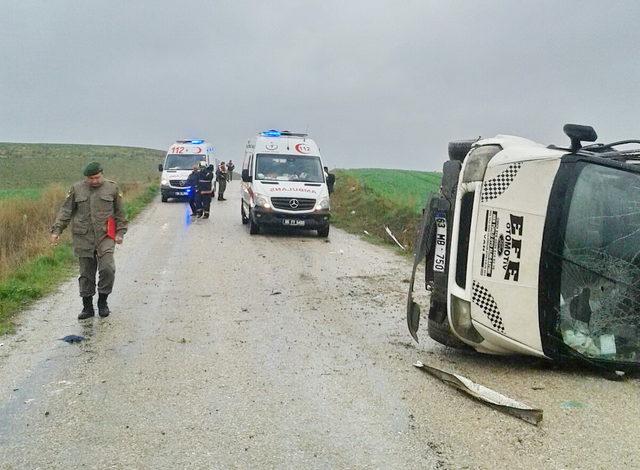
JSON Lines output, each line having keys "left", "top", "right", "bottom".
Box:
{"left": 271, "top": 197, "right": 316, "bottom": 211}
{"left": 169, "top": 180, "right": 188, "bottom": 187}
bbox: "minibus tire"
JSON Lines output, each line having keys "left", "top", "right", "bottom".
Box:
{"left": 427, "top": 318, "right": 470, "bottom": 350}
{"left": 448, "top": 140, "right": 475, "bottom": 162}
{"left": 161, "top": 195, "right": 168, "bottom": 202}
{"left": 249, "top": 218, "right": 260, "bottom": 235}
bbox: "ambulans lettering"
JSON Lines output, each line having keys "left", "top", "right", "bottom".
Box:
{"left": 268, "top": 187, "right": 317, "bottom": 194}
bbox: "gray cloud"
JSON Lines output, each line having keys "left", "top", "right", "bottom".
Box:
{"left": 2, "top": 0, "right": 639, "bottom": 170}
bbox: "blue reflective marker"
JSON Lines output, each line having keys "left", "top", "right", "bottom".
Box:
{"left": 261, "top": 130, "right": 281, "bottom": 137}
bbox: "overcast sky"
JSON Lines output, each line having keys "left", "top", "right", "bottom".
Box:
{"left": 2, "top": 1, "right": 639, "bottom": 170}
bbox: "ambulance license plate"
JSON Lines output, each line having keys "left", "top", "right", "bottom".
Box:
{"left": 433, "top": 215, "right": 447, "bottom": 273}
{"left": 283, "top": 219, "right": 305, "bottom": 226}
{"left": 175, "top": 191, "right": 187, "bottom": 196}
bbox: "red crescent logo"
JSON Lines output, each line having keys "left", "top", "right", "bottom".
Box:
{"left": 295, "top": 143, "right": 310, "bottom": 154}
{"left": 194, "top": 146, "right": 202, "bottom": 153}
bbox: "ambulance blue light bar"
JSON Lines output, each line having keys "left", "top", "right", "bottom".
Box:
{"left": 190, "top": 139, "right": 204, "bottom": 144}
{"left": 261, "top": 130, "right": 281, "bottom": 137}
{"left": 176, "top": 139, "right": 204, "bottom": 144}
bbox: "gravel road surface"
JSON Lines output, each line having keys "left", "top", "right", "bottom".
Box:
{"left": 0, "top": 182, "right": 638, "bottom": 469}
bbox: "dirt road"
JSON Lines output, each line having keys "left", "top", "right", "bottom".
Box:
{"left": 0, "top": 182, "right": 638, "bottom": 469}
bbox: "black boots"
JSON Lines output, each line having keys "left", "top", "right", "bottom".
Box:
{"left": 97, "top": 293, "right": 110, "bottom": 318}
{"left": 78, "top": 296, "right": 95, "bottom": 320}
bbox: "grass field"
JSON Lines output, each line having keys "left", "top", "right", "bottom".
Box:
{"left": 330, "top": 168, "right": 441, "bottom": 252}
{"left": 337, "top": 168, "right": 441, "bottom": 213}
{"left": 0, "top": 143, "right": 163, "bottom": 334}
{"left": 0, "top": 143, "right": 163, "bottom": 192}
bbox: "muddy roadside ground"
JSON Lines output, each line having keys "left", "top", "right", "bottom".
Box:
{"left": 0, "top": 185, "right": 638, "bottom": 469}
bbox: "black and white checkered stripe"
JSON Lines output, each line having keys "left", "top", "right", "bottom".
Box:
{"left": 480, "top": 163, "right": 522, "bottom": 202}
{"left": 472, "top": 281, "right": 505, "bottom": 333}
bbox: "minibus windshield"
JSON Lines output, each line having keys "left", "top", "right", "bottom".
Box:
{"left": 555, "top": 163, "right": 640, "bottom": 365}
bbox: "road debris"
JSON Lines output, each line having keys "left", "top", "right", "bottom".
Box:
{"left": 413, "top": 361, "right": 543, "bottom": 425}
{"left": 560, "top": 400, "right": 587, "bottom": 410}
{"left": 384, "top": 226, "right": 406, "bottom": 250}
{"left": 167, "top": 337, "right": 189, "bottom": 344}
{"left": 60, "top": 335, "right": 85, "bottom": 344}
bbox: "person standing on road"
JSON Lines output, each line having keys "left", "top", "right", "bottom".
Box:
{"left": 50, "top": 162, "right": 128, "bottom": 320}
{"left": 186, "top": 164, "right": 202, "bottom": 216}
{"left": 227, "top": 160, "right": 235, "bottom": 181}
{"left": 216, "top": 162, "right": 228, "bottom": 201}
{"left": 324, "top": 166, "right": 336, "bottom": 195}
{"left": 198, "top": 164, "right": 215, "bottom": 218}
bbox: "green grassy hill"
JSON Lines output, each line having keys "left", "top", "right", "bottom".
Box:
{"left": 336, "top": 168, "right": 441, "bottom": 213}
{"left": 0, "top": 143, "right": 164, "bottom": 193}
{"left": 331, "top": 168, "right": 441, "bottom": 252}
{"left": 0, "top": 142, "right": 163, "bottom": 333}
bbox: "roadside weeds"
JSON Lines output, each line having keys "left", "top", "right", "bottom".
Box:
{"left": 0, "top": 183, "right": 158, "bottom": 335}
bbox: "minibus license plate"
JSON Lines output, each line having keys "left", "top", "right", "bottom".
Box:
{"left": 175, "top": 191, "right": 187, "bottom": 196}
{"left": 433, "top": 216, "right": 447, "bottom": 273}
{"left": 283, "top": 219, "right": 305, "bottom": 226}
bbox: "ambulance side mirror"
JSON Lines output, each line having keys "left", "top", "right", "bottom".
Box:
{"left": 242, "top": 169, "right": 252, "bottom": 182}
{"left": 158, "top": 164, "right": 163, "bottom": 172}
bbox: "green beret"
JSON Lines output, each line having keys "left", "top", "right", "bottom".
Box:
{"left": 83, "top": 161, "right": 103, "bottom": 176}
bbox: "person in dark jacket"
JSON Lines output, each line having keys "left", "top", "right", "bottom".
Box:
{"left": 186, "top": 165, "right": 202, "bottom": 216}
{"left": 324, "top": 166, "right": 336, "bottom": 194}
{"left": 198, "top": 164, "right": 215, "bottom": 218}
{"left": 216, "top": 162, "right": 228, "bottom": 201}
{"left": 227, "top": 160, "right": 235, "bottom": 181}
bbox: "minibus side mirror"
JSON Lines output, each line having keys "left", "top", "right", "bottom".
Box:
{"left": 158, "top": 164, "right": 163, "bottom": 172}
{"left": 242, "top": 169, "right": 252, "bottom": 182}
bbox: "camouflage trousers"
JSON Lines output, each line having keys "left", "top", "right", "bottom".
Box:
{"left": 78, "top": 251, "right": 116, "bottom": 297}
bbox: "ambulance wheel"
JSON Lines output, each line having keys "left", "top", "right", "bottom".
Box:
{"left": 161, "top": 195, "right": 168, "bottom": 202}
{"left": 241, "top": 203, "right": 249, "bottom": 224}
{"left": 317, "top": 225, "right": 330, "bottom": 237}
{"left": 249, "top": 218, "right": 260, "bottom": 235}
{"left": 427, "top": 318, "right": 471, "bottom": 350}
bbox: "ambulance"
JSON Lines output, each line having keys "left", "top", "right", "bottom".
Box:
{"left": 240, "top": 130, "right": 331, "bottom": 237}
{"left": 158, "top": 139, "right": 216, "bottom": 202}
{"left": 407, "top": 124, "right": 640, "bottom": 371}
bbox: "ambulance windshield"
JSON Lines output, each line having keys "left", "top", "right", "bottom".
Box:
{"left": 255, "top": 154, "right": 324, "bottom": 182}
{"left": 555, "top": 163, "right": 640, "bottom": 365}
{"left": 165, "top": 154, "right": 206, "bottom": 170}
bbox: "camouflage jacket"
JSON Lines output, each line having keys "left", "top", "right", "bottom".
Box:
{"left": 51, "top": 180, "right": 128, "bottom": 257}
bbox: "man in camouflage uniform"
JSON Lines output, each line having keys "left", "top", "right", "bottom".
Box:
{"left": 50, "top": 162, "right": 128, "bottom": 320}
{"left": 216, "top": 161, "right": 228, "bottom": 201}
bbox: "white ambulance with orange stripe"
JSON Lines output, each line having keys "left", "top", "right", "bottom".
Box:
{"left": 159, "top": 139, "right": 216, "bottom": 202}
{"left": 240, "top": 130, "right": 331, "bottom": 237}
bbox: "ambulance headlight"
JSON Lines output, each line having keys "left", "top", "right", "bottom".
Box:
{"left": 315, "top": 197, "right": 330, "bottom": 211}
{"left": 161, "top": 179, "right": 168, "bottom": 186}
{"left": 254, "top": 195, "right": 271, "bottom": 209}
